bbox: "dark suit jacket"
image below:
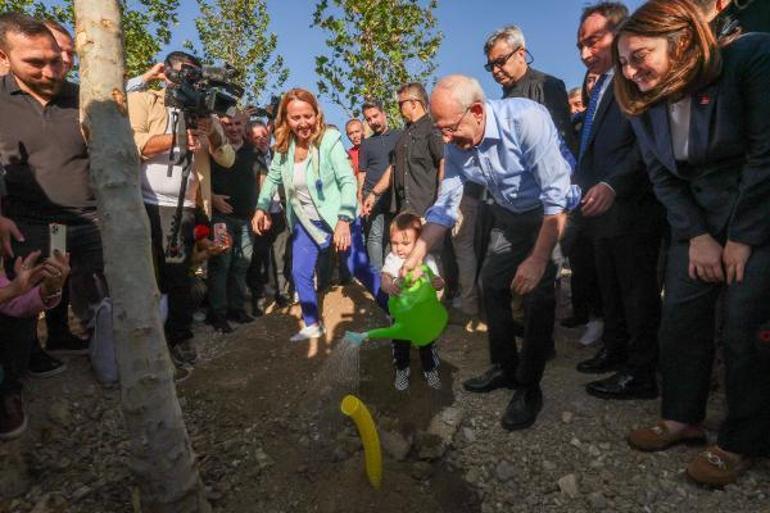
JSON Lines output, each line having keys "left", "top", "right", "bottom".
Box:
{"left": 630, "top": 33, "right": 770, "bottom": 246}
{"left": 503, "top": 67, "right": 578, "bottom": 157}
{"left": 575, "top": 77, "right": 663, "bottom": 240}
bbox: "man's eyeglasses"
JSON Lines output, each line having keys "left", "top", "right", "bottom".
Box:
{"left": 484, "top": 47, "right": 520, "bottom": 72}
{"left": 436, "top": 107, "right": 470, "bottom": 135}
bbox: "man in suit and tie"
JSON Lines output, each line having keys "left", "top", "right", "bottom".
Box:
{"left": 573, "top": 2, "right": 665, "bottom": 399}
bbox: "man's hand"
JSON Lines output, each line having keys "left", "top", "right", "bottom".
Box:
{"left": 141, "top": 62, "right": 166, "bottom": 84}
{"left": 252, "top": 209, "right": 272, "bottom": 235}
{"left": 431, "top": 276, "right": 445, "bottom": 291}
{"left": 512, "top": 255, "right": 548, "bottom": 295}
{"left": 0, "top": 215, "right": 24, "bottom": 257}
{"left": 333, "top": 219, "right": 351, "bottom": 252}
{"left": 689, "top": 233, "right": 724, "bottom": 282}
{"left": 381, "top": 277, "right": 401, "bottom": 296}
{"left": 723, "top": 240, "right": 751, "bottom": 285}
{"left": 362, "top": 193, "right": 376, "bottom": 217}
{"left": 581, "top": 183, "right": 616, "bottom": 217}
{"left": 212, "top": 194, "right": 233, "bottom": 215}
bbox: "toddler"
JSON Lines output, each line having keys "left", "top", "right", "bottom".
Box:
{"left": 380, "top": 212, "right": 444, "bottom": 391}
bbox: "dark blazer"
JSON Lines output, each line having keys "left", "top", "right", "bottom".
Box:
{"left": 575, "top": 77, "right": 663, "bottom": 240}
{"left": 503, "top": 67, "right": 578, "bottom": 157}
{"left": 630, "top": 33, "right": 770, "bottom": 246}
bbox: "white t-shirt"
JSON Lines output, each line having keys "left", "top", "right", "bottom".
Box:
{"left": 141, "top": 108, "right": 198, "bottom": 208}
{"left": 293, "top": 158, "right": 321, "bottom": 221}
{"left": 382, "top": 252, "right": 439, "bottom": 280}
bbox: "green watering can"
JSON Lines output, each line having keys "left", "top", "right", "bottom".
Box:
{"left": 344, "top": 265, "right": 448, "bottom": 347}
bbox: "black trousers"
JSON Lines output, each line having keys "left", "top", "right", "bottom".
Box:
{"left": 0, "top": 219, "right": 104, "bottom": 392}
{"left": 145, "top": 204, "right": 195, "bottom": 346}
{"left": 481, "top": 206, "right": 557, "bottom": 387}
{"left": 660, "top": 239, "right": 770, "bottom": 456}
{"left": 593, "top": 230, "right": 662, "bottom": 376}
{"left": 392, "top": 340, "right": 438, "bottom": 372}
{"left": 249, "top": 211, "right": 292, "bottom": 298}
{"left": 562, "top": 218, "right": 602, "bottom": 320}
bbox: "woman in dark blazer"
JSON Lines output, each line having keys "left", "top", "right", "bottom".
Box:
{"left": 611, "top": 0, "right": 770, "bottom": 487}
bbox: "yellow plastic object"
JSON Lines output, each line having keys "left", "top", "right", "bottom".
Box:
{"left": 340, "top": 395, "right": 382, "bottom": 489}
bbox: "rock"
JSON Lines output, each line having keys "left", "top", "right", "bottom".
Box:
{"left": 542, "top": 460, "right": 557, "bottom": 471}
{"left": 558, "top": 473, "right": 579, "bottom": 498}
{"left": 415, "top": 432, "right": 446, "bottom": 460}
{"left": 569, "top": 437, "right": 582, "bottom": 448}
{"left": 410, "top": 462, "right": 433, "bottom": 481}
{"left": 495, "top": 460, "right": 516, "bottom": 482}
{"left": 48, "top": 401, "right": 72, "bottom": 427}
{"left": 462, "top": 427, "right": 477, "bottom": 443}
{"left": 427, "top": 407, "right": 464, "bottom": 445}
{"left": 254, "top": 448, "right": 274, "bottom": 470}
{"left": 465, "top": 468, "right": 480, "bottom": 485}
{"left": 561, "top": 411, "right": 574, "bottom": 424}
{"left": 297, "top": 436, "right": 310, "bottom": 449}
{"left": 71, "top": 485, "right": 92, "bottom": 501}
{"left": 380, "top": 430, "right": 411, "bottom": 461}
{"left": 588, "top": 444, "right": 601, "bottom": 457}
{"left": 588, "top": 491, "right": 607, "bottom": 509}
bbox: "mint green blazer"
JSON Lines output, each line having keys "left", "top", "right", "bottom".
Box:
{"left": 256, "top": 128, "right": 358, "bottom": 244}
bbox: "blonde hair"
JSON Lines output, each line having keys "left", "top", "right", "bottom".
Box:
{"left": 272, "top": 88, "right": 327, "bottom": 154}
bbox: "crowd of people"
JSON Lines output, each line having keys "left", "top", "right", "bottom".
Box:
{"left": 0, "top": 0, "right": 768, "bottom": 491}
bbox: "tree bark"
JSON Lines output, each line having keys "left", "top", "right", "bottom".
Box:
{"left": 72, "top": 1, "right": 211, "bottom": 511}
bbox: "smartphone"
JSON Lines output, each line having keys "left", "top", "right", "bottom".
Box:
{"left": 49, "top": 223, "right": 67, "bottom": 256}
{"left": 213, "top": 222, "right": 228, "bottom": 246}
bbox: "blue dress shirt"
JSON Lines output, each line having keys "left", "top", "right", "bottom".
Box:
{"left": 425, "top": 98, "right": 579, "bottom": 228}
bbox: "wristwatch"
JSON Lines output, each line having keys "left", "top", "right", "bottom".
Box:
{"left": 338, "top": 215, "right": 353, "bottom": 223}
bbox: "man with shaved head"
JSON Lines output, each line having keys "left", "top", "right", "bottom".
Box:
{"left": 401, "top": 74, "right": 578, "bottom": 431}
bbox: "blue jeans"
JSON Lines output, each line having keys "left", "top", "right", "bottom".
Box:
{"left": 208, "top": 215, "right": 254, "bottom": 316}
{"left": 364, "top": 209, "right": 389, "bottom": 272}
{"left": 292, "top": 218, "right": 386, "bottom": 326}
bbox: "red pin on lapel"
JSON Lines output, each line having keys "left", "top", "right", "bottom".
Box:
{"left": 700, "top": 94, "right": 711, "bottom": 105}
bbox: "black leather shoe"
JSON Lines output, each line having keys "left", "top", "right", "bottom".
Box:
{"left": 585, "top": 372, "right": 658, "bottom": 400}
{"left": 462, "top": 365, "right": 516, "bottom": 393}
{"left": 501, "top": 385, "right": 543, "bottom": 431}
{"left": 228, "top": 309, "right": 256, "bottom": 324}
{"left": 560, "top": 315, "right": 589, "bottom": 328}
{"left": 576, "top": 347, "right": 626, "bottom": 374}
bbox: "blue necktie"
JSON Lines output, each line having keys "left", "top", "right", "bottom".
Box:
{"left": 578, "top": 73, "right": 608, "bottom": 161}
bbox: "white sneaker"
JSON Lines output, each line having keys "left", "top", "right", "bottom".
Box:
{"left": 394, "top": 367, "right": 410, "bottom": 391}
{"left": 290, "top": 324, "right": 324, "bottom": 342}
{"left": 580, "top": 319, "right": 604, "bottom": 346}
{"left": 424, "top": 369, "right": 441, "bottom": 390}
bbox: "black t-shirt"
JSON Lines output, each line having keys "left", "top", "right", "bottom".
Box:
{"left": 211, "top": 143, "right": 264, "bottom": 220}
{"left": 392, "top": 115, "right": 444, "bottom": 216}
{"left": 359, "top": 128, "right": 401, "bottom": 196}
{"left": 0, "top": 75, "right": 96, "bottom": 224}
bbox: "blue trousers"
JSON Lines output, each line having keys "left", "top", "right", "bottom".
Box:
{"left": 292, "top": 218, "right": 386, "bottom": 326}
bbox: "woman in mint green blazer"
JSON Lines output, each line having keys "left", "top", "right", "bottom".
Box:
{"left": 253, "top": 88, "right": 385, "bottom": 341}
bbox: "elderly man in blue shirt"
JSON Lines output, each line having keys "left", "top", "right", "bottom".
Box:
{"left": 402, "top": 74, "right": 577, "bottom": 431}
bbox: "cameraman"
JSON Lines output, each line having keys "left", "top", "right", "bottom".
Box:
{"left": 127, "top": 51, "right": 234, "bottom": 370}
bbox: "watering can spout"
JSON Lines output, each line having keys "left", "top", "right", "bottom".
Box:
{"left": 366, "top": 323, "right": 407, "bottom": 341}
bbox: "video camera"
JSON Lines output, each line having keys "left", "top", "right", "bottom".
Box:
{"left": 248, "top": 95, "right": 282, "bottom": 123}
{"left": 165, "top": 62, "right": 244, "bottom": 120}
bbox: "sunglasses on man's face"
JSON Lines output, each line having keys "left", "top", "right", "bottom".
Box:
{"left": 484, "top": 47, "right": 520, "bottom": 72}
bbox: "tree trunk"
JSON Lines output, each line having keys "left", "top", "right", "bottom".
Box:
{"left": 72, "top": 1, "right": 211, "bottom": 511}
